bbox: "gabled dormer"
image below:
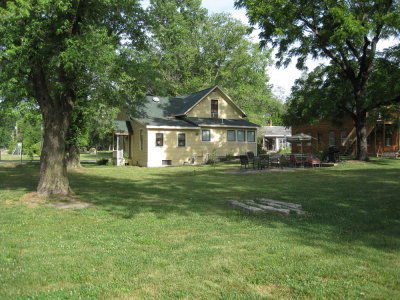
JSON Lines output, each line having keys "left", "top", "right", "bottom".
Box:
{"left": 171, "top": 86, "right": 246, "bottom": 120}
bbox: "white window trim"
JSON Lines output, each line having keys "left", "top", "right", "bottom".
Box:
{"left": 177, "top": 132, "right": 186, "bottom": 147}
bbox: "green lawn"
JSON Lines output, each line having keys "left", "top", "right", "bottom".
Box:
{"left": 79, "top": 151, "right": 112, "bottom": 161}
{"left": 0, "top": 150, "right": 112, "bottom": 162}
{"left": 0, "top": 149, "right": 40, "bottom": 161}
{"left": 1, "top": 159, "right": 399, "bottom": 298}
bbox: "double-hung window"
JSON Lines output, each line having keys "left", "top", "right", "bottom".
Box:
{"left": 227, "top": 130, "right": 236, "bottom": 142}
{"left": 156, "top": 133, "right": 163, "bottom": 146}
{"left": 386, "top": 133, "right": 392, "bottom": 146}
{"left": 341, "top": 131, "right": 347, "bottom": 145}
{"left": 237, "top": 130, "right": 245, "bottom": 142}
{"left": 247, "top": 131, "right": 255, "bottom": 142}
{"left": 211, "top": 99, "right": 218, "bottom": 118}
{"left": 178, "top": 133, "right": 186, "bottom": 147}
{"left": 329, "top": 131, "right": 335, "bottom": 146}
{"left": 202, "top": 130, "right": 211, "bottom": 142}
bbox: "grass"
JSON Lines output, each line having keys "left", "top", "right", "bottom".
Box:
{"left": 79, "top": 151, "right": 112, "bottom": 161}
{"left": 0, "top": 159, "right": 399, "bottom": 298}
{"left": 0, "top": 149, "right": 112, "bottom": 162}
{"left": 0, "top": 149, "right": 40, "bottom": 161}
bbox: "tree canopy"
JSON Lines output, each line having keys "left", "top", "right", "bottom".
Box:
{"left": 236, "top": 0, "right": 400, "bottom": 160}
{"left": 0, "top": 0, "right": 146, "bottom": 194}
{"left": 142, "top": 0, "right": 283, "bottom": 125}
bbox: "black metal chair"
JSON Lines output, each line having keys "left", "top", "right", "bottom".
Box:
{"left": 258, "top": 154, "right": 269, "bottom": 169}
{"left": 239, "top": 155, "right": 249, "bottom": 169}
{"left": 246, "top": 151, "right": 255, "bottom": 168}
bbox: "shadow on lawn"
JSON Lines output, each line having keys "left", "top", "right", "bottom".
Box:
{"left": 68, "top": 163, "right": 400, "bottom": 252}
{"left": 1, "top": 162, "right": 399, "bottom": 252}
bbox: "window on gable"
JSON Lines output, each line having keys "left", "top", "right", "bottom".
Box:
{"left": 211, "top": 99, "right": 218, "bottom": 119}
{"left": 202, "top": 130, "right": 210, "bottom": 141}
{"left": 227, "top": 130, "right": 236, "bottom": 142}
{"left": 156, "top": 133, "right": 163, "bottom": 146}
{"left": 178, "top": 133, "right": 186, "bottom": 147}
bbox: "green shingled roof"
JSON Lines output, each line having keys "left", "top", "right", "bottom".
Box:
{"left": 129, "top": 86, "right": 253, "bottom": 128}
{"left": 113, "top": 121, "right": 133, "bottom": 134}
{"left": 134, "top": 86, "right": 216, "bottom": 120}
{"left": 183, "top": 117, "right": 259, "bottom": 128}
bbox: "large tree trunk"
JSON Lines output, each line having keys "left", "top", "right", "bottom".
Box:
{"left": 33, "top": 67, "right": 75, "bottom": 196}
{"left": 37, "top": 110, "right": 73, "bottom": 195}
{"left": 67, "top": 144, "right": 81, "bottom": 169}
{"left": 355, "top": 111, "right": 369, "bottom": 161}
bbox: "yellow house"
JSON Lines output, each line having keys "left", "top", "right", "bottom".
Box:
{"left": 116, "top": 86, "right": 259, "bottom": 167}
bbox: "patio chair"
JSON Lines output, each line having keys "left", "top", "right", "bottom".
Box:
{"left": 288, "top": 154, "right": 302, "bottom": 168}
{"left": 306, "top": 153, "right": 321, "bottom": 168}
{"left": 246, "top": 151, "right": 256, "bottom": 168}
{"left": 279, "top": 154, "right": 288, "bottom": 168}
{"left": 258, "top": 154, "right": 269, "bottom": 169}
{"left": 239, "top": 155, "right": 249, "bottom": 169}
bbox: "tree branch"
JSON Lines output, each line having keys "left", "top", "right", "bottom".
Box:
{"left": 345, "top": 39, "right": 360, "bottom": 60}
{"left": 299, "top": 16, "right": 357, "bottom": 83}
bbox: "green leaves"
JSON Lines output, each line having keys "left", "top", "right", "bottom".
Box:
{"left": 141, "top": 1, "right": 281, "bottom": 124}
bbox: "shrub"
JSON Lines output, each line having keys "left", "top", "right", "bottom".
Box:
{"left": 97, "top": 158, "right": 109, "bottom": 165}
{"left": 206, "top": 149, "right": 218, "bottom": 165}
{"left": 225, "top": 153, "right": 234, "bottom": 162}
{"left": 257, "top": 139, "right": 266, "bottom": 154}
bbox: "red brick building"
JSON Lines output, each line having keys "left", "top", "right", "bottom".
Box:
{"left": 292, "top": 115, "right": 400, "bottom": 155}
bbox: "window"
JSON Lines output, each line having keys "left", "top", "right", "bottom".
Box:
{"left": 162, "top": 160, "right": 172, "bottom": 166}
{"left": 247, "top": 131, "right": 255, "bottom": 142}
{"left": 386, "top": 133, "right": 392, "bottom": 146}
{"left": 329, "top": 131, "right": 335, "bottom": 146}
{"left": 178, "top": 133, "right": 186, "bottom": 147}
{"left": 279, "top": 138, "right": 286, "bottom": 150}
{"left": 140, "top": 129, "right": 143, "bottom": 150}
{"left": 202, "top": 130, "right": 211, "bottom": 141}
{"left": 318, "top": 133, "right": 323, "bottom": 144}
{"left": 237, "top": 130, "right": 245, "bottom": 142}
{"left": 211, "top": 99, "right": 218, "bottom": 118}
{"left": 156, "top": 133, "right": 163, "bottom": 146}
{"left": 227, "top": 130, "right": 236, "bottom": 142}
{"left": 341, "top": 131, "right": 347, "bottom": 145}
